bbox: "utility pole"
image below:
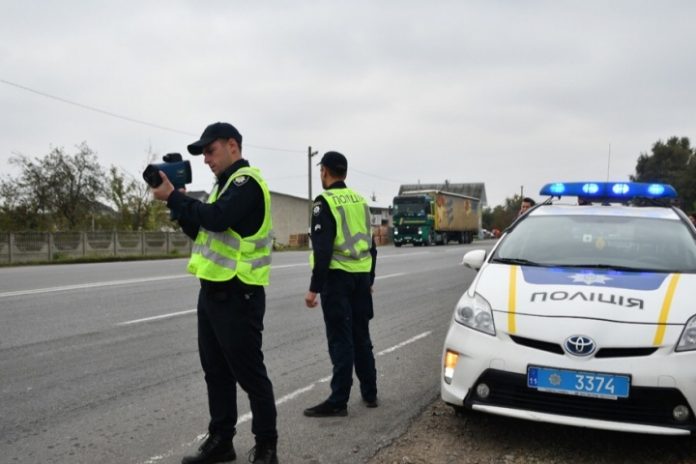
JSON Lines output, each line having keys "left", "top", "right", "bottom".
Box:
{"left": 307, "top": 146, "right": 319, "bottom": 230}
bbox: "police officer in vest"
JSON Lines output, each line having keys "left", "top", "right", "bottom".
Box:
{"left": 151, "top": 122, "right": 279, "bottom": 464}
{"left": 303, "top": 151, "right": 378, "bottom": 417}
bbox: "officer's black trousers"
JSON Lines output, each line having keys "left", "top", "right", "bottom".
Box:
{"left": 196, "top": 284, "right": 277, "bottom": 441}
{"left": 320, "top": 271, "right": 378, "bottom": 407}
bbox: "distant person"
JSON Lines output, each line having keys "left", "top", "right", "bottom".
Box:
{"left": 689, "top": 213, "right": 696, "bottom": 227}
{"left": 519, "top": 197, "right": 536, "bottom": 216}
{"left": 151, "top": 122, "right": 279, "bottom": 464}
{"left": 303, "top": 151, "right": 378, "bottom": 417}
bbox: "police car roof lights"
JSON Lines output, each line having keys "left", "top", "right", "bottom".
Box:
{"left": 539, "top": 181, "right": 677, "bottom": 200}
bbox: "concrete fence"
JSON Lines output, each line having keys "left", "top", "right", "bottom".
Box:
{"left": 0, "top": 231, "right": 192, "bottom": 264}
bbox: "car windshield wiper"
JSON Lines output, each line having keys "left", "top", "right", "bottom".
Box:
{"left": 489, "top": 257, "right": 545, "bottom": 267}
{"left": 560, "top": 264, "right": 666, "bottom": 273}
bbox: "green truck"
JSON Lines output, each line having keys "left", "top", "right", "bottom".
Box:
{"left": 392, "top": 190, "right": 480, "bottom": 247}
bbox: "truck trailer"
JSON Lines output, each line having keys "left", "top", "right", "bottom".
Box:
{"left": 392, "top": 190, "right": 480, "bottom": 247}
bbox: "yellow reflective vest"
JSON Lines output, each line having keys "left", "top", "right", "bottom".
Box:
{"left": 312, "top": 187, "right": 372, "bottom": 273}
{"left": 187, "top": 166, "right": 273, "bottom": 285}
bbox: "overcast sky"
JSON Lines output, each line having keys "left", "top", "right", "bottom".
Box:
{"left": 2, "top": 1, "right": 695, "bottom": 208}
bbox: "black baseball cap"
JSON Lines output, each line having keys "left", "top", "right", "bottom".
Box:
{"left": 318, "top": 151, "right": 348, "bottom": 173}
{"left": 187, "top": 122, "right": 243, "bottom": 155}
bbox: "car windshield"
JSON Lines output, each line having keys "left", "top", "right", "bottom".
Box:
{"left": 493, "top": 214, "right": 696, "bottom": 272}
{"left": 393, "top": 199, "right": 428, "bottom": 217}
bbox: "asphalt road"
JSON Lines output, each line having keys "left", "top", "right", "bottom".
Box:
{"left": 0, "top": 243, "right": 486, "bottom": 464}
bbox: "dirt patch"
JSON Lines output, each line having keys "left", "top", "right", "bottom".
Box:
{"left": 368, "top": 399, "right": 696, "bottom": 464}
{"left": 367, "top": 400, "right": 501, "bottom": 464}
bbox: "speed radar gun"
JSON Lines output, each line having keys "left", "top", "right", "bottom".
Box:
{"left": 142, "top": 153, "right": 192, "bottom": 190}
{"left": 142, "top": 153, "right": 192, "bottom": 220}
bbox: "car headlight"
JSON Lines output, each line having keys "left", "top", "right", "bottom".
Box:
{"left": 676, "top": 314, "right": 696, "bottom": 352}
{"left": 417, "top": 227, "right": 423, "bottom": 235}
{"left": 393, "top": 229, "right": 399, "bottom": 235}
{"left": 454, "top": 292, "right": 495, "bottom": 335}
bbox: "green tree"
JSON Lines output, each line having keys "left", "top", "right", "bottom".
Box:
{"left": 482, "top": 206, "right": 493, "bottom": 230}
{"left": 0, "top": 143, "right": 106, "bottom": 230}
{"left": 0, "top": 177, "right": 47, "bottom": 230}
{"left": 107, "top": 166, "right": 169, "bottom": 230}
{"left": 631, "top": 136, "right": 696, "bottom": 211}
{"left": 482, "top": 195, "right": 522, "bottom": 231}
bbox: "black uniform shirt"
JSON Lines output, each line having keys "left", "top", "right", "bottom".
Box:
{"left": 167, "top": 158, "right": 265, "bottom": 290}
{"left": 309, "top": 181, "right": 377, "bottom": 293}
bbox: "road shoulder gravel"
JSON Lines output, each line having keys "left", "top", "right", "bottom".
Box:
{"left": 368, "top": 399, "right": 696, "bottom": 464}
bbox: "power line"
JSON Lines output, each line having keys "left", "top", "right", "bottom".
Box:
{"left": 265, "top": 174, "right": 306, "bottom": 181}
{"left": 0, "top": 78, "right": 196, "bottom": 136}
{"left": 0, "top": 77, "right": 304, "bottom": 153}
{"left": 350, "top": 167, "right": 402, "bottom": 184}
{"left": 246, "top": 144, "right": 304, "bottom": 153}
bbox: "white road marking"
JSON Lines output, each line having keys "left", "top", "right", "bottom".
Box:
{"left": 379, "top": 251, "right": 429, "bottom": 259}
{"left": 271, "top": 263, "right": 308, "bottom": 269}
{"left": 140, "top": 330, "right": 432, "bottom": 464}
{"left": 377, "top": 331, "right": 431, "bottom": 355}
{"left": 375, "top": 272, "right": 405, "bottom": 280}
{"left": 117, "top": 309, "right": 197, "bottom": 326}
{"left": 0, "top": 263, "right": 312, "bottom": 298}
{"left": 119, "top": 272, "right": 410, "bottom": 326}
{"left": 1, "top": 249, "right": 440, "bottom": 299}
{"left": 0, "top": 275, "right": 191, "bottom": 298}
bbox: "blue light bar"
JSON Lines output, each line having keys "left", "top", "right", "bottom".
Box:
{"left": 647, "top": 184, "right": 665, "bottom": 196}
{"left": 539, "top": 182, "right": 677, "bottom": 200}
{"left": 548, "top": 183, "right": 565, "bottom": 195}
{"left": 582, "top": 183, "right": 600, "bottom": 194}
{"left": 612, "top": 183, "right": 630, "bottom": 195}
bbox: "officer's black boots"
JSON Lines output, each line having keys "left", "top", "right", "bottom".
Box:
{"left": 249, "top": 439, "right": 279, "bottom": 464}
{"left": 362, "top": 396, "right": 379, "bottom": 408}
{"left": 303, "top": 400, "right": 348, "bottom": 417}
{"left": 181, "top": 434, "right": 235, "bottom": 464}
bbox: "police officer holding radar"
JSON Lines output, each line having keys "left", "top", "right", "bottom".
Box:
{"left": 303, "top": 151, "right": 378, "bottom": 417}
{"left": 150, "top": 122, "right": 279, "bottom": 464}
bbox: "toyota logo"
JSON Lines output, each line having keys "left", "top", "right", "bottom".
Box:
{"left": 564, "top": 335, "right": 596, "bottom": 357}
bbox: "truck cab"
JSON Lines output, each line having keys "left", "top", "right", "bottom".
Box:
{"left": 392, "top": 195, "right": 435, "bottom": 247}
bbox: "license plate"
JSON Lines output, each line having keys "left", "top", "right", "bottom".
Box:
{"left": 527, "top": 366, "right": 630, "bottom": 400}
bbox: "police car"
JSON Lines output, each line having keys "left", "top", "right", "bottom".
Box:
{"left": 441, "top": 182, "right": 696, "bottom": 435}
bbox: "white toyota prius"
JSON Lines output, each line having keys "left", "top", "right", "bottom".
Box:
{"left": 441, "top": 181, "right": 696, "bottom": 435}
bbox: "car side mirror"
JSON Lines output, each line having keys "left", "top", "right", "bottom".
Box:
{"left": 461, "top": 249, "right": 486, "bottom": 270}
